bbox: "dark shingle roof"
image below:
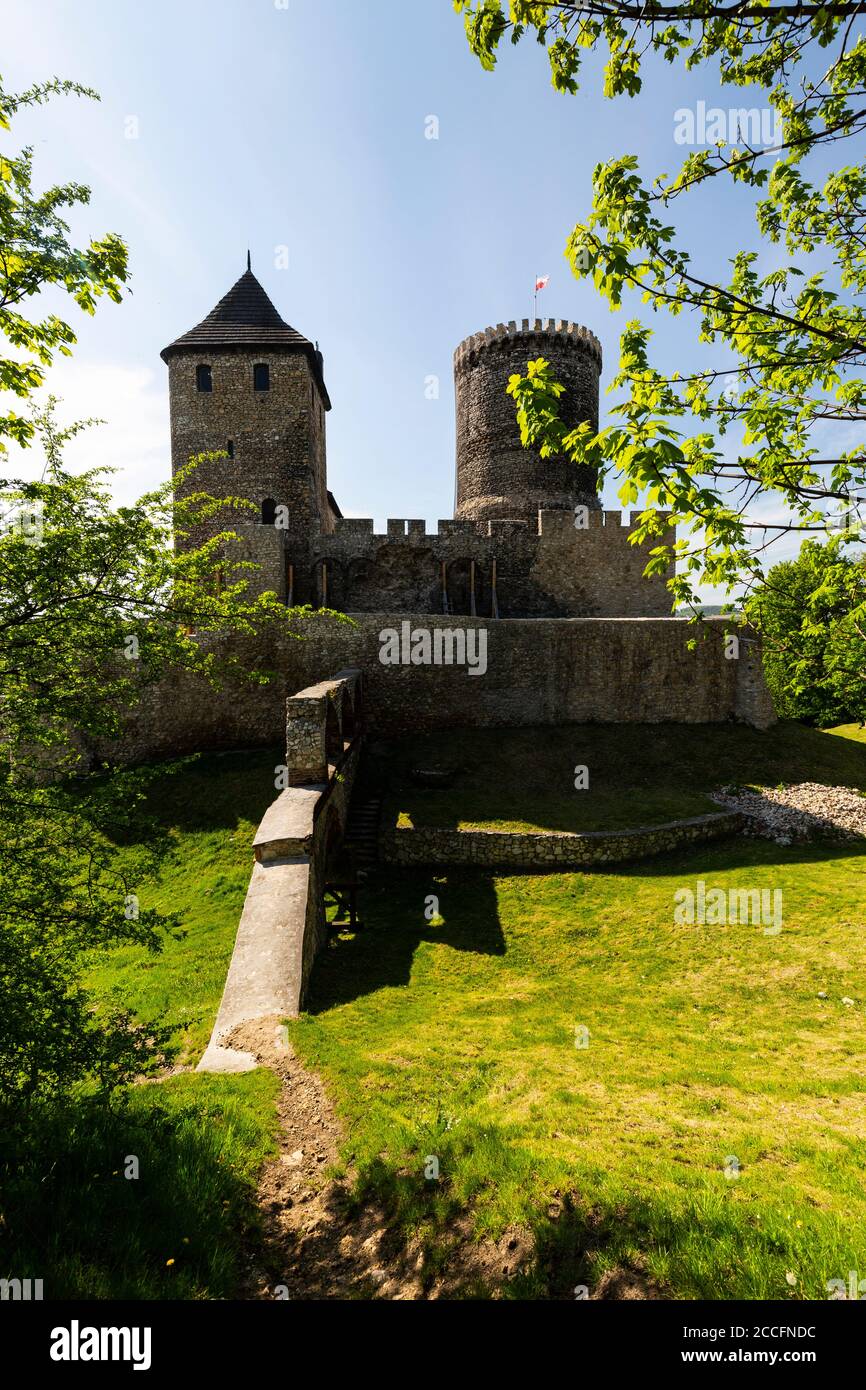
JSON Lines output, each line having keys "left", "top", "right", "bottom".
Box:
{"left": 161, "top": 267, "right": 330, "bottom": 408}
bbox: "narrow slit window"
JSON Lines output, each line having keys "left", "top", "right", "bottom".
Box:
{"left": 262, "top": 498, "right": 277, "bottom": 525}
{"left": 196, "top": 364, "right": 212, "bottom": 393}
{"left": 253, "top": 363, "right": 270, "bottom": 391}
{"left": 227, "top": 440, "right": 234, "bottom": 459}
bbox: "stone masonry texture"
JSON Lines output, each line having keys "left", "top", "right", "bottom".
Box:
{"left": 165, "top": 347, "right": 330, "bottom": 557}
{"left": 379, "top": 811, "right": 745, "bottom": 870}
{"left": 139, "top": 276, "right": 777, "bottom": 762}
{"left": 92, "top": 615, "right": 773, "bottom": 768}
{"left": 454, "top": 320, "right": 601, "bottom": 527}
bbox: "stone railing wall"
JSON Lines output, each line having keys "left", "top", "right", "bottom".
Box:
{"left": 198, "top": 671, "right": 363, "bottom": 1073}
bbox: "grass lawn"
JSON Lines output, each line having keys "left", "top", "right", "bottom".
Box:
{"left": 1, "top": 748, "right": 283, "bottom": 1300}
{"left": 7, "top": 727, "right": 865, "bottom": 1299}
{"left": 826, "top": 723, "right": 866, "bottom": 745}
{"left": 0, "top": 1071, "right": 279, "bottom": 1299}
{"left": 372, "top": 720, "right": 866, "bottom": 834}
{"left": 291, "top": 836, "right": 866, "bottom": 1299}
{"left": 85, "top": 747, "right": 284, "bottom": 1063}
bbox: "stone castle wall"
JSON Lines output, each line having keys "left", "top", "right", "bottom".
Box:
{"left": 164, "top": 315, "right": 672, "bottom": 621}
{"left": 231, "top": 508, "right": 676, "bottom": 618}
{"left": 92, "top": 614, "right": 774, "bottom": 768}
{"left": 150, "top": 297, "right": 776, "bottom": 764}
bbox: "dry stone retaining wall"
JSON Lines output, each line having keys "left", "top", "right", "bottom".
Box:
{"left": 379, "top": 811, "right": 745, "bottom": 870}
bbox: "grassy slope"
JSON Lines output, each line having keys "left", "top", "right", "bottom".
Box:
{"left": 826, "top": 723, "right": 866, "bottom": 745}
{"left": 2, "top": 749, "right": 283, "bottom": 1300}
{"left": 86, "top": 747, "right": 283, "bottom": 1062}
{"left": 2, "top": 1072, "right": 279, "bottom": 1299}
{"left": 291, "top": 837, "right": 866, "bottom": 1299}
{"left": 374, "top": 720, "right": 866, "bottom": 833}
{"left": 10, "top": 728, "right": 865, "bottom": 1299}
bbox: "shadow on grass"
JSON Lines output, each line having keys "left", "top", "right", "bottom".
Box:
{"left": 304, "top": 870, "right": 505, "bottom": 1014}
{"left": 366, "top": 721, "right": 866, "bottom": 836}
{"left": 311, "top": 1149, "right": 840, "bottom": 1300}
{"left": 268, "top": 1142, "right": 745, "bottom": 1299}
{"left": 136, "top": 747, "right": 284, "bottom": 837}
{"left": 304, "top": 833, "right": 866, "bottom": 1015}
{"left": 0, "top": 1077, "right": 274, "bottom": 1300}
{"left": 606, "top": 830, "right": 866, "bottom": 879}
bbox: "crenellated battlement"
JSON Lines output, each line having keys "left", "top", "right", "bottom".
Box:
{"left": 454, "top": 318, "right": 603, "bottom": 372}
{"left": 326, "top": 508, "right": 671, "bottom": 545}
{"left": 544, "top": 507, "right": 673, "bottom": 533}
{"left": 165, "top": 272, "right": 672, "bottom": 621}
{"left": 454, "top": 316, "right": 602, "bottom": 528}
{"left": 300, "top": 505, "right": 675, "bottom": 619}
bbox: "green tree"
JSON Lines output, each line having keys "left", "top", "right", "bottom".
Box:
{"left": 0, "top": 77, "right": 127, "bottom": 454}
{"left": 455, "top": 2, "right": 866, "bottom": 616}
{"left": 0, "top": 78, "right": 333, "bottom": 1104}
{"left": 0, "top": 403, "right": 304, "bottom": 1102}
{"left": 745, "top": 538, "right": 866, "bottom": 724}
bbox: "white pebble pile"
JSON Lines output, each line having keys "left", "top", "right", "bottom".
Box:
{"left": 713, "top": 782, "right": 866, "bottom": 844}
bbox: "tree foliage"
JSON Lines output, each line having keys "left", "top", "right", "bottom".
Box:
{"left": 455, "top": 1, "right": 866, "bottom": 620}
{"left": 745, "top": 538, "right": 866, "bottom": 724}
{"left": 0, "top": 78, "right": 332, "bottom": 1105}
{"left": 0, "top": 76, "right": 127, "bottom": 453}
{"left": 0, "top": 407, "right": 306, "bottom": 1103}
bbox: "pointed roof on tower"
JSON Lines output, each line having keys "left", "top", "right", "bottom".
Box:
{"left": 161, "top": 261, "right": 330, "bottom": 408}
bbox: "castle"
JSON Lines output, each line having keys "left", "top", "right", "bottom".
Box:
{"left": 104, "top": 258, "right": 777, "bottom": 768}
{"left": 161, "top": 261, "right": 676, "bottom": 620}
{"left": 156, "top": 263, "right": 774, "bottom": 1044}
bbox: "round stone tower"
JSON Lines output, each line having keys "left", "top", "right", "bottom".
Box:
{"left": 453, "top": 318, "right": 602, "bottom": 528}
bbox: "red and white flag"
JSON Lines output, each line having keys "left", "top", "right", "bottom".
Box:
{"left": 535, "top": 275, "right": 550, "bottom": 292}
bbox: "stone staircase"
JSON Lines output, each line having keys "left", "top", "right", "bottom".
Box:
{"left": 342, "top": 795, "right": 382, "bottom": 880}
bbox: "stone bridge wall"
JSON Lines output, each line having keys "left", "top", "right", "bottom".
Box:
{"left": 198, "top": 669, "right": 363, "bottom": 1071}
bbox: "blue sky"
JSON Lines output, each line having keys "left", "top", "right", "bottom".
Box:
{"left": 3, "top": 0, "right": 828, "bottom": 561}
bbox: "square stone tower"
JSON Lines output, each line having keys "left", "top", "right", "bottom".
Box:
{"left": 161, "top": 257, "right": 335, "bottom": 597}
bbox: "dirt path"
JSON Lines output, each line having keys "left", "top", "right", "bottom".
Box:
{"left": 225, "top": 1016, "right": 543, "bottom": 1300}
{"left": 227, "top": 1017, "right": 429, "bottom": 1299}
{"left": 227, "top": 1016, "right": 661, "bottom": 1301}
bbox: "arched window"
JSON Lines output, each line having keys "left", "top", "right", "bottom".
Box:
{"left": 196, "top": 364, "right": 212, "bottom": 393}
{"left": 253, "top": 363, "right": 270, "bottom": 391}
{"left": 261, "top": 498, "right": 277, "bottom": 525}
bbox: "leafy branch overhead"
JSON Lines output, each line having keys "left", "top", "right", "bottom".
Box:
{"left": 0, "top": 77, "right": 128, "bottom": 453}
{"left": 456, "top": 1, "right": 866, "bottom": 617}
